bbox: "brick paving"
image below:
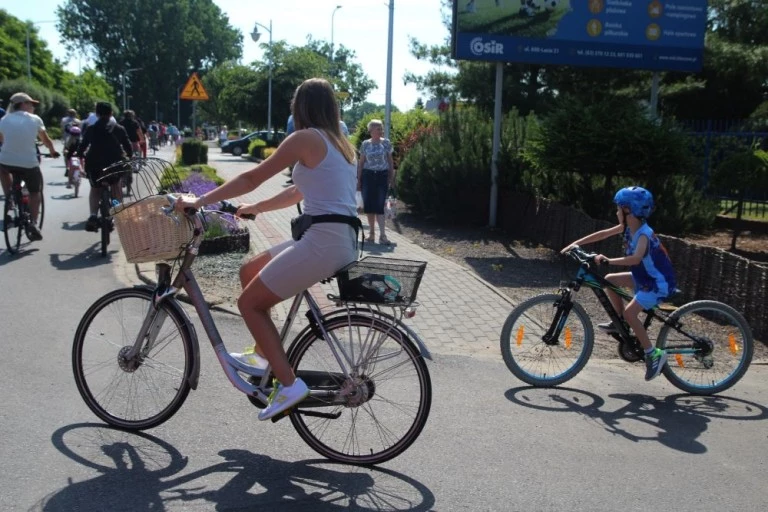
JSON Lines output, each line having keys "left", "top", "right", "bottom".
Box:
{"left": 126, "top": 147, "right": 516, "bottom": 360}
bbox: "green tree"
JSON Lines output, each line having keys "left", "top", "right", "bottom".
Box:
{"left": 199, "top": 39, "right": 375, "bottom": 131}
{"left": 0, "top": 9, "right": 65, "bottom": 88}
{"left": 58, "top": 68, "right": 117, "bottom": 117}
{"left": 344, "top": 101, "right": 389, "bottom": 132}
{"left": 57, "top": 0, "right": 242, "bottom": 122}
{"left": 406, "top": 1, "right": 768, "bottom": 121}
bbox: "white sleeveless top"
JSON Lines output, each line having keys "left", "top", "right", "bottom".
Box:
{"left": 292, "top": 128, "right": 357, "bottom": 217}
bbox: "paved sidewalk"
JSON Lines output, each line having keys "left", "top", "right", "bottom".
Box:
{"left": 123, "top": 148, "right": 516, "bottom": 359}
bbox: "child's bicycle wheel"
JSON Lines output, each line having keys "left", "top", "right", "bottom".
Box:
{"left": 500, "top": 294, "right": 595, "bottom": 387}
{"left": 658, "top": 300, "right": 753, "bottom": 395}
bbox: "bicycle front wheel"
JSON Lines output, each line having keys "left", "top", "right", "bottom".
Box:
{"left": 287, "top": 314, "right": 432, "bottom": 465}
{"left": 500, "top": 294, "right": 594, "bottom": 387}
{"left": 72, "top": 288, "right": 195, "bottom": 430}
{"left": 658, "top": 300, "right": 753, "bottom": 395}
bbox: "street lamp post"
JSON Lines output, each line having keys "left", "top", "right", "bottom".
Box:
{"left": 122, "top": 67, "right": 142, "bottom": 112}
{"left": 25, "top": 20, "right": 57, "bottom": 81}
{"left": 384, "top": 0, "right": 394, "bottom": 139}
{"left": 251, "top": 20, "right": 273, "bottom": 132}
{"left": 330, "top": 5, "right": 342, "bottom": 63}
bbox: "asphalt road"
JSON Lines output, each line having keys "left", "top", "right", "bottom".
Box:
{"left": 2, "top": 148, "right": 767, "bottom": 511}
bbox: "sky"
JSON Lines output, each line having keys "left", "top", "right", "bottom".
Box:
{"left": 1, "top": 0, "right": 454, "bottom": 111}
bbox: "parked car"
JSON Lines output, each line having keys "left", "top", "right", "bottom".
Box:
{"left": 220, "top": 130, "right": 286, "bottom": 156}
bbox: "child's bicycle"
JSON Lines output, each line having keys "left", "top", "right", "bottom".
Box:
{"left": 68, "top": 156, "right": 83, "bottom": 198}
{"left": 3, "top": 172, "right": 45, "bottom": 254}
{"left": 500, "top": 246, "right": 754, "bottom": 395}
{"left": 71, "top": 170, "right": 432, "bottom": 465}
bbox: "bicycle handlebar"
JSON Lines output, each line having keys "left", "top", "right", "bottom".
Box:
{"left": 565, "top": 245, "right": 605, "bottom": 266}
{"left": 162, "top": 195, "right": 256, "bottom": 221}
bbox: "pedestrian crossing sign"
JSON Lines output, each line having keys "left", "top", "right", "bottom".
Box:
{"left": 180, "top": 72, "right": 209, "bottom": 101}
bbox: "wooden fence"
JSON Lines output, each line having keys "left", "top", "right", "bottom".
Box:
{"left": 497, "top": 191, "right": 767, "bottom": 342}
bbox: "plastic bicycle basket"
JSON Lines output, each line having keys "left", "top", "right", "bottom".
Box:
{"left": 110, "top": 195, "right": 195, "bottom": 263}
{"left": 335, "top": 256, "right": 427, "bottom": 305}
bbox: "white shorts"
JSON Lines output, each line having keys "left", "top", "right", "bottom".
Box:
{"left": 260, "top": 222, "right": 358, "bottom": 299}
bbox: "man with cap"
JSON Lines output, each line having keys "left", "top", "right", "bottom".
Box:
{"left": 0, "top": 92, "right": 60, "bottom": 241}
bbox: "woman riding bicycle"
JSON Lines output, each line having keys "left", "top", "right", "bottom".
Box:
{"left": 174, "top": 78, "right": 359, "bottom": 420}
{"left": 0, "top": 92, "right": 60, "bottom": 241}
{"left": 76, "top": 102, "right": 133, "bottom": 232}
{"left": 561, "top": 186, "right": 677, "bottom": 381}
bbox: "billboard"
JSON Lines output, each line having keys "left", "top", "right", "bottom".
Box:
{"left": 452, "top": 0, "right": 708, "bottom": 72}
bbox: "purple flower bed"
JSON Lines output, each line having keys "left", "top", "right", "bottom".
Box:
{"left": 180, "top": 173, "right": 242, "bottom": 235}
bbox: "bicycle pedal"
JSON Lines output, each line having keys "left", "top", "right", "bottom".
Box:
{"left": 270, "top": 409, "right": 293, "bottom": 423}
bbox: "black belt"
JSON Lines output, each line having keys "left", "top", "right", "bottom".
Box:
{"left": 291, "top": 214, "right": 365, "bottom": 255}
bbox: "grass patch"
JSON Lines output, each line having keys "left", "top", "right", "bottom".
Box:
{"left": 719, "top": 200, "right": 768, "bottom": 221}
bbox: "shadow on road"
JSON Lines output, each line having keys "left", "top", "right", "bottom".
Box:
{"left": 505, "top": 386, "right": 768, "bottom": 454}
{"left": 49, "top": 243, "right": 117, "bottom": 270}
{"left": 35, "top": 423, "right": 435, "bottom": 511}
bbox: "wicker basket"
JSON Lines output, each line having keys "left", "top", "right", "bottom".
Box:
{"left": 111, "top": 195, "right": 195, "bottom": 263}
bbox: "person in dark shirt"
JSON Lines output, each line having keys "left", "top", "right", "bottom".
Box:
{"left": 119, "top": 110, "right": 144, "bottom": 154}
{"left": 77, "top": 102, "right": 133, "bottom": 232}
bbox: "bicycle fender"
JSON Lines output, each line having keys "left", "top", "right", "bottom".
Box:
{"left": 133, "top": 285, "right": 201, "bottom": 390}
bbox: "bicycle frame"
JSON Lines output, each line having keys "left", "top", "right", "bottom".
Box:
{"left": 123, "top": 198, "right": 430, "bottom": 410}
{"left": 559, "top": 249, "right": 707, "bottom": 357}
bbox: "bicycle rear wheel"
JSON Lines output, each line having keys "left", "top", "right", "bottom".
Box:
{"left": 100, "top": 217, "right": 110, "bottom": 257}
{"left": 500, "top": 294, "right": 594, "bottom": 387}
{"left": 287, "top": 314, "right": 432, "bottom": 465}
{"left": 37, "top": 190, "right": 44, "bottom": 229}
{"left": 72, "top": 288, "right": 195, "bottom": 430}
{"left": 99, "top": 188, "right": 111, "bottom": 257}
{"left": 3, "top": 197, "right": 22, "bottom": 254}
{"left": 658, "top": 300, "right": 753, "bottom": 395}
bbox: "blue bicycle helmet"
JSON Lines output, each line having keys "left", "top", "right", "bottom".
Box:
{"left": 614, "top": 186, "right": 654, "bottom": 218}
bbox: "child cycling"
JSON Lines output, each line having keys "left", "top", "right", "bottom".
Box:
{"left": 562, "top": 186, "right": 677, "bottom": 381}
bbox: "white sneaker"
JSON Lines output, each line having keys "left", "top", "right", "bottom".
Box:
{"left": 230, "top": 350, "right": 269, "bottom": 370}
{"left": 258, "top": 378, "right": 310, "bottom": 421}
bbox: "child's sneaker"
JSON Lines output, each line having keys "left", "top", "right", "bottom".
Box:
{"left": 258, "top": 378, "right": 310, "bottom": 421}
{"left": 598, "top": 322, "right": 620, "bottom": 334}
{"left": 645, "top": 348, "right": 667, "bottom": 381}
{"left": 230, "top": 350, "right": 269, "bottom": 370}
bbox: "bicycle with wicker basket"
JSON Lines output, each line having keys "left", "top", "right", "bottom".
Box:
{"left": 72, "top": 184, "right": 432, "bottom": 465}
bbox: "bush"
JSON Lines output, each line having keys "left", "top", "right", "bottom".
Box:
{"left": 351, "top": 109, "right": 437, "bottom": 168}
{"left": 0, "top": 78, "right": 67, "bottom": 127}
{"left": 248, "top": 138, "right": 267, "bottom": 159}
{"left": 159, "top": 163, "right": 223, "bottom": 192}
{"left": 180, "top": 139, "right": 208, "bottom": 165}
{"left": 397, "top": 107, "right": 535, "bottom": 223}
{"left": 523, "top": 96, "right": 713, "bottom": 234}
{"left": 47, "top": 126, "right": 63, "bottom": 140}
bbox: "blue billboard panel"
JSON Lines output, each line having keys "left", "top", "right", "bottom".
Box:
{"left": 452, "top": 0, "right": 707, "bottom": 72}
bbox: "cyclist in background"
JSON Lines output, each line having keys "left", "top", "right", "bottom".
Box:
{"left": 561, "top": 186, "right": 677, "bottom": 381}
{"left": 77, "top": 102, "right": 133, "bottom": 232}
{"left": 0, "top": 92, "right": 60, "bottom": 241}
{"left": 118, "top": 110, "right": 143, "bottom": 156}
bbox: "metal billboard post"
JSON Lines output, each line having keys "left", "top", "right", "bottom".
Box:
{"left": 489, "top": 62, "right": 503, "bottom": 228}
